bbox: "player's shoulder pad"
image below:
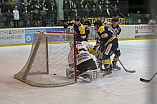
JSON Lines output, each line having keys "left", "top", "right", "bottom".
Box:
{"left": 98, "top": 26, "right": 105, "bottom": 33}
{"left": 104, "top": 26, "right": 109, "bottom": 31}
{"left": 70, "top": 20, "right": 75, "bottom": 23}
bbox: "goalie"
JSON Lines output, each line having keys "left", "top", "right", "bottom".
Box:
{"left": 67, "top": 41, "right": 98, "bottom": 82}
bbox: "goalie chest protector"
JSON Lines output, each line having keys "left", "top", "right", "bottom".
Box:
{"left": 76, "top": 41, "right": 93, "bottom": 65}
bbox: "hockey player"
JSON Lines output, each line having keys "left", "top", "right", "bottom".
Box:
{"left": 111, "top": 17, "right": 121, "bottom": 70}
{"left": 94, "top": 20, "right": 118, "bottom": 76}
{"left": 67, "top": 41, "right": 98, "bottom": 81}
{"left": 64, "top": 16, "right": 86, "bottom": 41}
{"left": 94, "top": 21, "right": 113, "bottom": 71}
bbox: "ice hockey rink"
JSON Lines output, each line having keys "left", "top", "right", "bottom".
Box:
{"left": 0, "top": 39, "right": 157, "bottom": 104}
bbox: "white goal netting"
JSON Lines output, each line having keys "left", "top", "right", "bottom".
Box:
{"left": 14, "top": 32, "right": 77, "bottom": 87}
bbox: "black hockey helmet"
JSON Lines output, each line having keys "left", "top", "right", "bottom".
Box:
{"left": 94, "top": 20, "right": 103, "bottom": 26}
{"left": 84, "top": 16, "right": 88, "bottom": 18}
{"left": 75, "top": 16, "right": 81, "bottom": 22}
{"left": 112, "top": 17, "right": 119, "bottom": 22}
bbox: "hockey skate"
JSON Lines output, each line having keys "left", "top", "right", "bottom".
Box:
{"left": 102, "top": 67, "right": 113, "bottom": 78}
{"left": 112, "top": 61, "right": 121, "bottom": 71}
{"left": 97, "top": 68, "right": 112, "bottom": 78}
{"left": 112, "top": 64, "right": 121, "bottom": 71}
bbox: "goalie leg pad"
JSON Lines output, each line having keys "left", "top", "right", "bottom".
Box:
{"left": 77, "top": 59, "right": 97, "bottom": 75}
{"left": 66, "top": 68, "right": 74, "bottom": 79}
{"left": 85, "top": 70, "right": 98, "bottom": 81}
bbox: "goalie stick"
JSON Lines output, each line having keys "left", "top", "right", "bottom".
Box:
{"left": 114, "top": 54, "right": 136, "bottom": 73}
{"left": 140, "top": 72, "right": 157, "bottom": 83}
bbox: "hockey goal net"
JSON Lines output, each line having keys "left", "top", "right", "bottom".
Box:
{"left": 14, "top": 32, "right": 77, "bottom": 87}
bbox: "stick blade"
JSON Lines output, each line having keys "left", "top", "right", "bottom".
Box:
{"left": 140, "top": 78, "right": 150, "bottom": 83}
{"left": 125, "top": 69, "right": 136, "bottom": 73}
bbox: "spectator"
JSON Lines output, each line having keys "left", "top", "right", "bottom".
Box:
{"left": 77, "top": 4, "right": 85, "bottom": 18}
{"left": 105, "top": 0, "right": 111, "bottom": 6}
{"left": 27, "top": 2, "right": 31, "bottom": 13}
{"left": 69, "top": 0, "right": 74, "bottom": 9}
{"left": 97, "top": 5, "right": 104, "bottom": 17}
{"left": 148, "top": 18, "right": 156, "bottom": 25}
{"left": 33, "top": 8, "right": 39, "bottom": 26}
{"left": 116, "top": 0, "right": 120, "bottom": 7}
{"left": 13, "top": 6, "right": 20, "bottom": 28}
{"left": 69, "top": 7, "right": 76, "bottom": 20}
{"left": 22, "top": 9, "right": 30, "bottom": 27}
{"left": 101, "top": 0, "right": 105, "bottom": 6}
{"left": 75, "top": 0, "right": 80, "bottom": 6}
{"left": 111, "top": 0, "right": 120, "bottom": 7}
{"left": 113, "top": 5, "right": 120, "bottom": 17}
{"left": 40, "top": 2, "right": 47, "bottom": 19}
{"left": 137, "top": 10, "right": 141, "bottom": 14}
{"left": 41, "top": 2, "right": 47, "bottom": 11}
{"left": 92, "top": 0, "right": 98, "bottom": 8}
{"left": 73, "top": 4, "right": 77, "bottom": 17}
{"left": 6, "top": 9, "right": 13, "bottom": 28}
{"left": 63, "top": 1, "right": 70, "bottom": 20}
{"left": 98, "top": 1, "right": 103, "bottom": 8}
{"left": 104, "top": 5, "right": 113, "bottom": 18}
{"left": 84, "top": 5, "right": 90, "bottom": 17}
{"left": 136, "top": 10, "right": 142, "bottom": 23}
{"left": 41, "top": 10, "right": 47, "bottom": 27}
{"left": 21, "top": 0, "right": 28, "bottom": 12}
{"left": 90, "top": 4, "right": 97, "bottom": 17}
{"left": 33, "top": 3, "right": 40, "bottom": 11}
{"left": 48, "top": 1, "right": 57, "bottom": 26}
{"left": 63, "top": 1, "right": 69, "bottom": 9}
{"left": 77, "top": 1, "right": 83, "bottom": 9}
{"left": 150, "top": 8, "right": 155, "bottom": 19}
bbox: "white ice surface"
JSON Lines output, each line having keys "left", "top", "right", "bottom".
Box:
{"left": 0, "top": 39, "right": 157, "bottom": 104}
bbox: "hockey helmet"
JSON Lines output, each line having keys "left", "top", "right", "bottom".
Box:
{"left": 84, "top": 16, "right": 88, "bottom": 18}
{"left": 94, "top": 20, "right": 103, "bottom": 26}
{"left": 111, "top": 17, "right": 119, "bottom": 22}
{"left": 75, "top": 16, "right": 81, "bottom": 22}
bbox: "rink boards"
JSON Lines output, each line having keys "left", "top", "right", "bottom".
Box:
{"left": 0, "top": 25, "right": 157, "bottom": 47}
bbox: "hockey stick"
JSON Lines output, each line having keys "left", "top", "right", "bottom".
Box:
{"left": 114, "top": 54, "right": 136, "bottom": 73}
{"left": 140, "top": 72, "right": 157, "bottom": 83}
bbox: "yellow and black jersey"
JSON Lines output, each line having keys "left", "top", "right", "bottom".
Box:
{"left": 67, "top": 21, "right": 86, "bottom": 41}
{"left": 97, "top": 26, "right": 118, "bottom": 47}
